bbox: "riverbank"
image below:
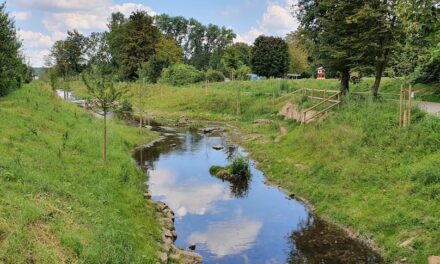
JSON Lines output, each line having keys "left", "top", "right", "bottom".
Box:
{"left": 0, "top": 82, "right": 163, "bottom": 263}
{"left": 121, "top": 79, "right": 439, "bottom": 263}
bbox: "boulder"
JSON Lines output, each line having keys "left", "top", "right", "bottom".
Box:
{"left": 212, "top": 145, "right": 224, "bottom": 150}
{"left": 179, "top": 116, "right": 189, "bottom": 125}
{"left": 202, "top": 127, "right": 223, "bottom": 134}
{"left": 429, "top": 256, "right": 440, "bottom": 264}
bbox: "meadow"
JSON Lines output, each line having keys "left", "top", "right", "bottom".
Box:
{"left": 0, "top": 82, "right": 163, "bottom": 263}
{"left": 112, "top": 77, "right": 439, "bottom": 263}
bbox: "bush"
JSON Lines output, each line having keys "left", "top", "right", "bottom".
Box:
{"left": 229, "top": 156, "right": 250, "bottom": 177}
{"left": 205, "top": 69, "right": 225, "bottom": 82}
{"left": 236, "top": 65, "right": 252, "bottom": 80}
{"left": 159, "top": 64, "right": 204, "bottom": 86}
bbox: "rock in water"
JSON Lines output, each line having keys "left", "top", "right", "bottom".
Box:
{"left": 188, "top": 244, "right": 196, "bottom": 250}
{"left": 212, "top": 145, "right": 224, "bottom": 150}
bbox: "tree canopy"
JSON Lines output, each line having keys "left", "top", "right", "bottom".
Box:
{"left": 251, "top": 36, "right": 289, "bottom": 78}
{"left": 0, "top": 3, "right": 32, "bottom": 96}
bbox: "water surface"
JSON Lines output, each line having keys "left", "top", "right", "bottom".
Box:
{"left": 134, "top": 129, "right": 381, "bottom": 263}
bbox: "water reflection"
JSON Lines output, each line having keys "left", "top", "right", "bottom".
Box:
{"left": 133, "top": 129, "right": 382, "bottom": 263}
{"left": 287, "top": 217, "right": 382, "bottom": 264}
{"left": 188, "top": 216, "right": 263, "bottom": 257}
{"left": 149, "top": 168, "right": 231, "bottom": 217}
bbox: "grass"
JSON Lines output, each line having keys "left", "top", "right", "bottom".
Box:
{"left": 0, "top": 82, "right": 163, "bottom": 263}
{"left": 69, "top": 77, "right": 440, "bottom": 262}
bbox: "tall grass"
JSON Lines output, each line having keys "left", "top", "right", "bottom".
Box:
{"left": 0, "top": 82, "right": 162, "bottom": 263}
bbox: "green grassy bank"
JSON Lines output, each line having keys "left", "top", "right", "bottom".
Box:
{"left": 107, "top": 78, "right": 438, "bottom": 263}
{"left": 0, "top": 82, "right": 162, "bottom": 263}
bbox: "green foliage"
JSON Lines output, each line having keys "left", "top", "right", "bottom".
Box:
{"left": 108, "top": 11, "right": 160, "bottom": 80}
{"left": 205, "top": 69, "right": 225, "bottom": 82}
{"left": 251, "top": 36, "right": 289, "bottom": 78}
{"left": 0, "top": 82, "right": 161, "bottom": 263}
{"left": 229, "top": 156, "right": 250, "bottom": 177}
{"left": 155, "top": 14, "right": 236, "bottom": 70}
{"left": 138, "top": 37, "right": 183, "bottom": 83}
{"left": 286, "top": 31, "right": 310, "bottom": 74}
{"left": 236, "top": 65, "right": 252, "bottom": 80}
{"left": 0, "top": 3, "right": 32, "bottom": 96}
{"left": 220, "top": 42, "right": 252, "bottom": 75}
{"left": 50, "top": 30, "right": 87, "bottom": 77}
{"left": 160, "top": 64, "right": 204, "bottom": 86}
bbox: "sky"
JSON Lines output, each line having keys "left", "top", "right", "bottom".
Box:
{"left": 6, "top": 0, "right": 299, "bottom": 67}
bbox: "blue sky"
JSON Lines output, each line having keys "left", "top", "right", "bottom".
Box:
{"left": 6, "top": 0, "right": 298, "bottom": 67}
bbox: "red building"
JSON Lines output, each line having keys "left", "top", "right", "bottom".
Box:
{"left": 317, "top": 67, "right": 326, "bottom": 79}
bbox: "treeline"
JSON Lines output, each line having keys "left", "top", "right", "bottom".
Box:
{"left": 48, "top": 11, "right": 293, "bottom": 86}
{"left": 296, "top": 0, "right": 439, "bottom": 93}
{"left": 0, "top": 3, "right": 33, "bottom": 97}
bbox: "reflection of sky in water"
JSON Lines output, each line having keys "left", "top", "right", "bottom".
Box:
{"left": 145, "top": 133, "right": 310, "bottom": 263}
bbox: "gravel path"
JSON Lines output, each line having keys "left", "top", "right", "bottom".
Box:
{"left": 419, "top": 101, "right": 440, "bottom": 116}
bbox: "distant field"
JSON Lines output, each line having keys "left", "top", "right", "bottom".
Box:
{"left": 0, "top": 82, "right": 162, "bottom": 263}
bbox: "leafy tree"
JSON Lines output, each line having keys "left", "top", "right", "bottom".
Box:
{"left": 297, "top": 0, "right": 381, "bottom": 93}
{"left": 82, "top": 64, "right": 124, "bottom": 164}
{"left": 138, "top": 36, "right": 183, "bottom": 83}
{"left": 236, "top": 65, "right": 252, "bottom": 80}
{"left": 155, "top": 15, "right": 236, "bottom": 70}
{"left": 108, "top": 11, "right": 160, "bottom": 80}
{"left": 286, "top": 31, "right": 310, "bottom": 74}
{"left": 0, "top": 3, "right": 32, "bottom": 96}
{"left": 251, "top": 36, "right": 289, "bottom": 78}
{"left": 221, "top": 42, "right": 252, "bottom": 78}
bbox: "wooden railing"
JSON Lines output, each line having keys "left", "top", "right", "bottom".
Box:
{"left": 285, "top": 88, "right": 342, "bottom": 124}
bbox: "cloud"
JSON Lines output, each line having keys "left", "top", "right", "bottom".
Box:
{"left": 149, "top": 169, "right": 231, "bottom": 217}
{"left": 236, "top": 0, "right": 299, "bottom": 44}
{"left": 13, "top": 1, "right": 157, "bottom": 66}
{"left": 11, "top": 11, "right": 30, "bottom": 21}
{"left": 187, "top": 217, "right": 263, "bottom": 257}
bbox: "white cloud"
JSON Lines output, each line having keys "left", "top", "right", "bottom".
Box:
{"left": 14, "top": 1, "right": 157, "bottom": 66}
{"left": 149, "top": 169, "right": 231, "bottom": 217}
{"left": 11, "top": 11, "right": 30, "bottom": 21}
{"left": 187, "top": 217, "right": 263, "bottom": 257}
{"left": 236, "top": 0, "right": 299, "bottom": 44}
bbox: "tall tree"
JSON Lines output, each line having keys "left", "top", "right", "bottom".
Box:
{"left": 286, "top": 31, "right": 310, "bottom": 74}
{"left": 0, "top": 3, "right": 31, "bottom": 96}
{"left": 108, "top": 11, "right": 160, "bottom": 80}
{"left": 251, "top": 36, "right": 289, "bottom": 78}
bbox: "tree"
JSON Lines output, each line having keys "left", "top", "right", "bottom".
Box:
{"left": 108, "top": 11, "right": 160, "bottom": 80}
{"left": 297, "top": 0, "right": 379, "bottom": 93}
{"left": 138, "top": 36, "right": 183, "bottom": 83}
{"left": 251, "top": 36, "right": 289, "bottom": 78}
{"left": 0, "top": 3, "right": 32, "bottom": 96}
{"left": 155, "top": 15, "right": 236, "bottom": 70}
{"left": 82, "top": 65, "right": 124, "bottom": 164}
{"left": 220, "top": 43, "right": 252, "bottom": 78}
{"left": 286, "top": 31, "right": 310, "bottom": 74}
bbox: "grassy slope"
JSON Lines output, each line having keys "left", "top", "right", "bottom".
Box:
{"left": 0, "top": 82, "right": 162, "bottom": 263}
{"left": 109, "top": 78, "right": 439, "bottom": 263}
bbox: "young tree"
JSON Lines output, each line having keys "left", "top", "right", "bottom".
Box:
{"left": 251, "top": 36, "right": 289, "bottom": 78}
{"left": 82, "top": 65, "right": 123, "bottom": 164}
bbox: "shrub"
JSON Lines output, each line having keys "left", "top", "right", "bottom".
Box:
{"left": 160, "top": 64, "right": 204, "bottom": 86}
{"left": 229, "top": 156, "right": 250, "bottom": 177}
{"left": 205, "top": 69, "right": 225, "bottom": 82}
{"left": 236, "top": 65, "right": 252, "bottom": 80}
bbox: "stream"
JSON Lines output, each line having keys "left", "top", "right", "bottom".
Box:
{"left": 133, "top": 128, "right": 382, "bottom": 263}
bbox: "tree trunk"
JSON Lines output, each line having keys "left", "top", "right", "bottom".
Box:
{"left": 139, "top": 110, "right": 143, "bottom": 134}
{"left": 340, "top": 69, "right": 350, "bottom": 94}
{"left": 372, "top": 62, "right": 385, "bottom": 97}
{"left": 103, "top": 113, "right": 107, "bottom": 164}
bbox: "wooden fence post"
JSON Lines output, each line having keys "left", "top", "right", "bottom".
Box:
{"left": 408, "top": 85, "right": 413, "bottom": 127}
{"left": 399, "top": 85, "right": 403, "bottom": 127}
